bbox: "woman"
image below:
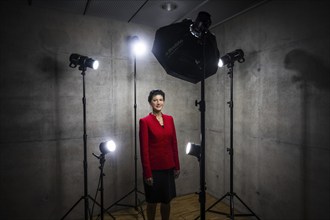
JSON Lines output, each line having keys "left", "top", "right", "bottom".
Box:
{"left": 139, "top": 89, "right": 180, "bottom": 220}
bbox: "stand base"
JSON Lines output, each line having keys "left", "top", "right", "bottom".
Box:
{"left": 61, "top": 195, "right": 115, "bottom": 220}
{"left": 202, "top": 192, "right": 261, "bottom": 220}
{"left": 104, "top": 188, "right": 145, "bottom": 219}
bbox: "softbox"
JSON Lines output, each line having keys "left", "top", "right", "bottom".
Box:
{"left": 152, "top": 19, "right": 219, "bottom": 84}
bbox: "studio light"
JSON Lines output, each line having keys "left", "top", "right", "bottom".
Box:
{"left": 152, "top": 11, "right": 219, "bottom": 83}
{"left": 130, "top": 36, "right": 146, "bottom": 57}
{"left": 186, "top": 142, "right": 201, "bottom": 160}
{"left": 62, "top": 53, "right": 100, "bottom": 220}
{"left": 218, "top": 49, "right": 245, "bottom": 67}
{"left": 92, "top": 140, "right": 116, "bottom": 220}
{"left": 106, "top": 35, "right": 146, "bottom": 218}
{"left": 69, "top": 53, "right": 99, "bottom": 70}
{"left": 190, "top": 11, "right": 211, "bottom": 39}
{"left": 99, "top": 140, "right": 116, "bottom": 155}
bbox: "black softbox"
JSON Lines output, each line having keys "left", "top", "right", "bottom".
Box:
{"left": 152, "top": 19, "right": 219, "bottom": 84}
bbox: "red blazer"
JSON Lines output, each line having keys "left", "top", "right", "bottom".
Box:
{"left": 139, "top": 113, "right": 180, "bottom": 178}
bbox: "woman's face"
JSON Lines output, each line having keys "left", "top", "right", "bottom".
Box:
{"left": 150, "top": 94, "right": 164, "bottom": 113}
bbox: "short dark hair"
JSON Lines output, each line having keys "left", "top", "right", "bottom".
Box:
{"left": 148, "top": 89, "right": 165, "bottom": 103}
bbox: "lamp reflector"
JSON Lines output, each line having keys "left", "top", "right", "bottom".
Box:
{"left": 92, "top": 60, "right": 99, "bottom": 70}
{"left": 151, "top": 15, "right": 219, "bottom": 84}
{"left": 69, "top": 53, "right": 99, "bottom": 70}
{"left": 131, "top": 37, "right": 146, "bottom": 56}
{"left": 186, "top": 142, "right": 201, "bottom": 159}
{"left": 218, "top": 59, "right": 224, "bottom": 67}
{"left": 99, "top": 140, "right": 116, "bottom": 155}
{"left": 186, "top": 142, "right": 192, "bottom": 154}
{"left": 219, "top": 49, "right": 245, "bottom": 67}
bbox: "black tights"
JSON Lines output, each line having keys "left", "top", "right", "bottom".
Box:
{"left": 146, "top": 202, "right": 170, "bottom": 220}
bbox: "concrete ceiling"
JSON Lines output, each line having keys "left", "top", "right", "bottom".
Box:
{"left": 26, "top": 0, "right": 266, "bottom": 29}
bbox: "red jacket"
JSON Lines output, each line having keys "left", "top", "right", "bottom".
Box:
{"left": 139, "top": 113, "right": 180, "bottom": 178}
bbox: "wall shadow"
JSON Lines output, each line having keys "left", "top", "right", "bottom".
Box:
{"left": 284, "top": 48, "right": 330, "bottom": 220}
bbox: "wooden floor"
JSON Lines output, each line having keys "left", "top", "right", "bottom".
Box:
{"left": 98, "top": 193, "right": 253, "bottom": 220}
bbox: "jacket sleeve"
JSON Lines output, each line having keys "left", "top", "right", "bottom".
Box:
{"left": 171, "top": 116, "right": 180, "bottom": 171}
{"left": 139, "top": 118, "right": 152, "bottom": 178}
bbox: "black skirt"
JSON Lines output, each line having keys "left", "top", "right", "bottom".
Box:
{"left": 143, "top": 169, "right": 176, "bottom": 204}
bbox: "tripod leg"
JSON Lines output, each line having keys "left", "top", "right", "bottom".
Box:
{"left": 105, "top": 189, "right": 136, "bottom": 211}
{"left": 136, "top": 198, "right": 146, "bottom": 220}
{"left": 194, "top": 192, "right": 231, "bottom": 220}
{"left": 104, "top": 188, "right": 146, "bottom": 219}
{"left": 60, "top": 196, "right": 84, "bottom": 220}
{"left": 234, "top": 194, "right": 261, "bottom": 220}
{"left": 205, "top": 192, "right": 229, "bottom": 212}
{"left": 88, "top": 195, "right": 115, "bottom": 220}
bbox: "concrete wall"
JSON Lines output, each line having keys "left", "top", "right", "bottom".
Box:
{"left": 0, "top": 3, "right": 200, "bottom": 220}
{"left": 1, "top": 1, "right": 329, "bottom": 220}
{"left": 205, "top": 1, "right": 330, "bottom": 220}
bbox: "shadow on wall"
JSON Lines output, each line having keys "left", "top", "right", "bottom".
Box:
{"left": 284, "top": 49, "right": 330, "bottom": 220}
{"left": 37, "top": 54, "right": 65, "bottom": 139}
{"left": 38, "top": 54, "right": 66, "bottom": 219}
{"left": 38, "top": 55, "right": 60, "bottom": 76}
{"left": 284, "top": 48, "right": 330, "bottom": 147}
{"left": 284, "top": 49, "right": 330, "bottom": 90}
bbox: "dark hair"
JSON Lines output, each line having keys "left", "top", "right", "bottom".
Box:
{"left": 148, "top": 89, "right": 165, "bottom": 103}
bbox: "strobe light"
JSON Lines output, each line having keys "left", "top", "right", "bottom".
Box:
{"left": 99, "top": 140, "right": 116, "bottom": 155}
{"left": 218, "top": 49, "right": 245, "bottom": 67}
{"left": 151, "top": 11, "right": 219, "bottom": 84}
{"left": 130, "top": 36, "right": 146, "bottom": 57}
{"left": 190, "top": 11, "right": 212, "bottom": 39}
{"left": 69, "top": 53, "right": 99, "bottom": 70}
{"left": 186, "top": 142, "right": 201, "bottom": 160}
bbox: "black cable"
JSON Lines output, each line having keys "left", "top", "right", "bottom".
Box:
{"left": 128, "top": 0, "right": 149, "bottom": 23}
{"left": 83, "top": 0, "right": 92, "bottom": 15}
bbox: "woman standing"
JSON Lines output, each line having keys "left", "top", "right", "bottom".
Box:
{"left": 139, "top": 89, "right": 180, "bottom": 220}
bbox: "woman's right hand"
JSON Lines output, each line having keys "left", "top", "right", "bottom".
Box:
{"left": 145, "top": 177, "right": 153, "bottom": 186}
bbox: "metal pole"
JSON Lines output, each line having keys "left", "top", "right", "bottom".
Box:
{"left": 100, "top": 155, "right": 105, "bottom": 220}
{"left": 228, "top": 64, "right": 234, "bottom": 219}
{"left": 82, "top": 69, "right": 90, "bottom": 220}
{"left": 199, "top": 33, "right": 207, "bottom": 220}
{"left": 200, "top": 78, "right": 206, "bottom": 220}
{"left": 134, "top": 55, "right": 138, "bottom": 207}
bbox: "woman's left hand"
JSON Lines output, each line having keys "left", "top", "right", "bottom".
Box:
{"left": 174, "top": 170, "right": 180, "bottom": 179}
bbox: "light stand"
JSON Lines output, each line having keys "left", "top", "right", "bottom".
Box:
{"left": 98, "top": 154, "right": 106, "bottom": 220}
{"left": 205, "top": 61, "right": 261, "bottom": 220}
{"left": 91, "top": 151, "right": 116, "bottom": 220}
{"left": 195, "top": 76, "right": 206, "bottom": 220}
{"left": 192, "top": 31, "right": 208, "bottom": 220}
{"left": 151, "top": 11, "right": 219, "bottom": 220}
{"left": 104, "top": 54, "right": 145, "bottom": 219}
{"left": 61, "top": 65, "right": 99, "bottom": 220}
